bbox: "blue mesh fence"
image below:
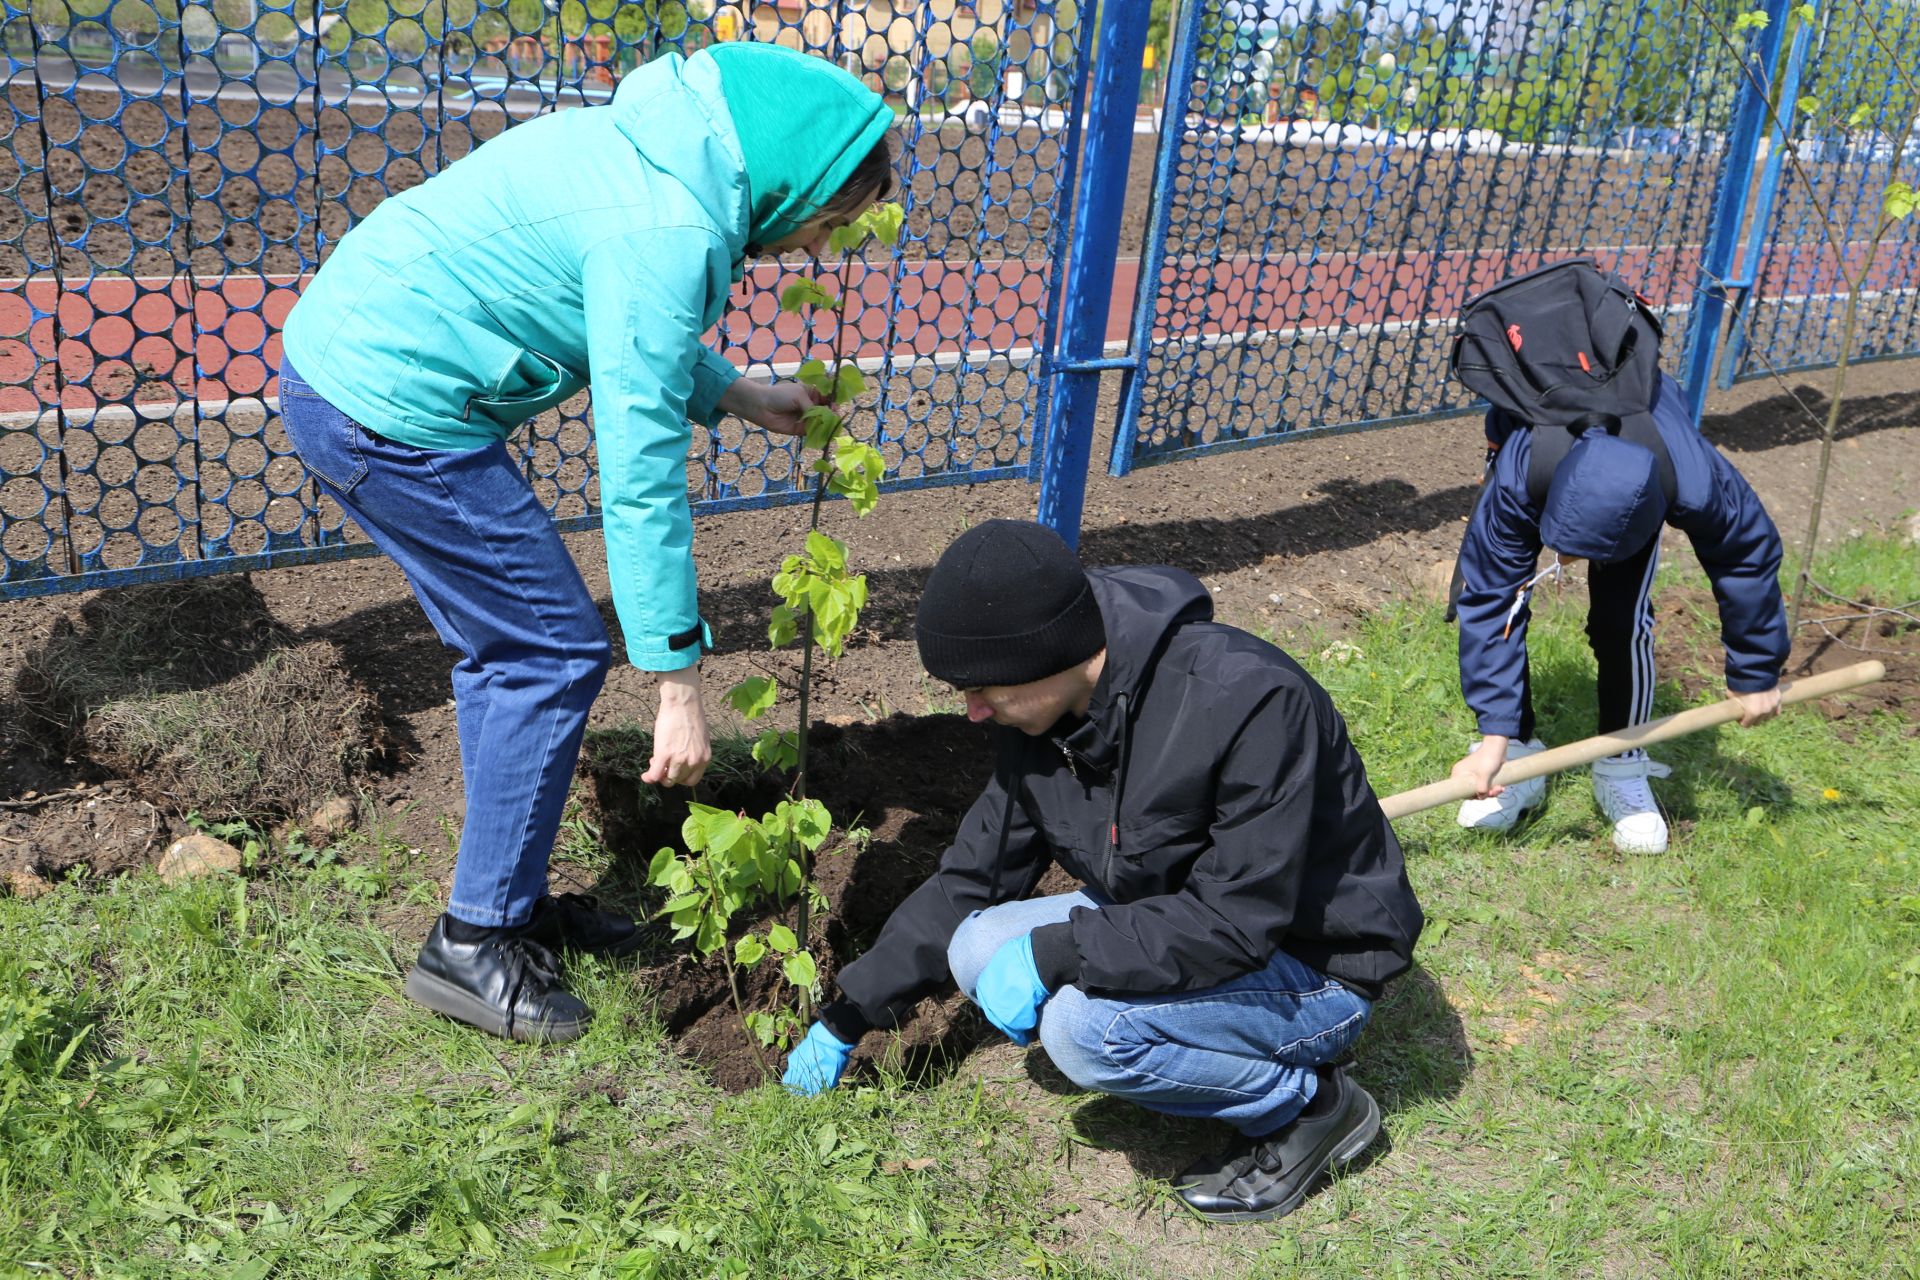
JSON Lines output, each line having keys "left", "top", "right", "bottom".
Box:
{"left": 1720, "top": 0, "right": 1920, "bottom": 386}
{"left": 5, "top": 0, "right": 1918, "bottom": 598}
{"left": 1113, "top": 0, "right": 1781, "bottom": 472}
{"left": 1, "top": 0, "right": 1089, "bottom": 596}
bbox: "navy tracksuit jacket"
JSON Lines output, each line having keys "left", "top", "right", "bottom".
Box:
{"left": 1456, "top": 372, "right": 1790, "bottom": 739}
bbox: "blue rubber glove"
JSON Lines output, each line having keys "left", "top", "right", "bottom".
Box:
{"left": 782, "top": 1021, "right": 854, "bottom": 1095}
{"left": 974, "top": 934, "right": 1051, "bottom": 1046}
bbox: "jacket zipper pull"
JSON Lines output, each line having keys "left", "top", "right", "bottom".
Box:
{"left": 1109, "top": 823, "right": 1119, "bottom": 852}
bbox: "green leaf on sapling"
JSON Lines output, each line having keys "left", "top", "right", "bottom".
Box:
{"left": 801, "top": 405, "right": 843, "bottom": 452}
{"left": 795, "top": 359, "right": 834, "bottom": 397}
{"left": 1796, "top": 94, "right": 1820, "bottom": 116}
{"left": 735, "top": 934, "right": 767, "bottom": 968}
{"left": 1731, "top": 9, "right": 1768, "bottom": 31}
{"left": 769, "top": 604, "right": 799, "bottom": 648}
{"left": 647, "top": 848, "right": 678, "bottom": 886}
{"left": 1847, "top": 103, "right": 1873, "bottom": 128}
{"left": 726, "top": 676, "right": 778, "bottom": 721}
{"left": 768, "top": 923, "right": 798, "bottom": 953}
{"left": 782, "top": 951, "right": 819, "bottom": 989}
{"left": 833, "top": 364, "right": 867, "bottom": 404}
{"left": 752, "top": 729, "right": 799, "bottom": 771}
{"left": 789, "top": 798, "right": 831, "bottom": 851}
{"left": 827, "top": 223, "right": 869, "bottom": 253}
{"left": 829, "top": 439, "right": 886, "bottom": 516}
{"left": 806, "top": 529, "right": 847, "bottom": 572}
{"left": 779, "top": 278, "right": 838, "bottom": 313}
{"left": 1885, "top": 182, "right": 1916, "bottom": 220}
{"left": 865, "top": 202, "right": 905, "bottom": 246}
{"left": 682, "top": 802, "right": 727, "bottom": 852}
{"left": 1791, "top": 3, "right": 1814, "bottom": 22}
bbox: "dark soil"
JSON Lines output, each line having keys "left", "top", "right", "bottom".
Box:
{"left": 1654, "top": 584, "right": 1920, "bottom": 735}
{"left": 578, "top": 711, "right": 1069, "bottom": 1094}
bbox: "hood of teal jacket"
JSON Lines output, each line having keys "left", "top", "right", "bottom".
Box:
{"left": 706, "top": 42, "right": 894, "bottom": 247}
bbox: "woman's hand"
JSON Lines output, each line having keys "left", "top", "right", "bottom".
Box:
{"left": 644, "top": 667, "right": 711, "bottom": 788}
{"left": 718, "top": 378, "right": 820, "bottom": 438}
{"left": 1450, "top": 735, "right": 1511, "bottom": 799}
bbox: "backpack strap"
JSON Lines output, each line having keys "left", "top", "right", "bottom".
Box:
{"left": 1525, "top": 417, "right": 1586, "bottom": 509}
{"left": 1618, "top": 410, "right": 1677, "bottom": 506}
{"left": 1524, "top": 413, "right": 1676, "bottom": 510}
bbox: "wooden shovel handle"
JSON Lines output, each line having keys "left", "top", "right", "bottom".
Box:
{"left": 1377, "top": 660, "right": 1886, "bottom": 822}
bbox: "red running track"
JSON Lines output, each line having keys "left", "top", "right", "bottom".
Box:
{"left": 0, "top": 243, "right": 1902, "bottom": 414}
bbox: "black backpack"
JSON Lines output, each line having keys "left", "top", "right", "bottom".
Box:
{"left": 1449, "top": 257, "right": 1675, "bottom": 506}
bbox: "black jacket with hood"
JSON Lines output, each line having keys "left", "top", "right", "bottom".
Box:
{"left": 821, "top": 566, "right": 1424, "bottom": 1041}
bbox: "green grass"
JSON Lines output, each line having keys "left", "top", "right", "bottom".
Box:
{"left": 4, "top": 534, "right": 1917, "bottom": 1278}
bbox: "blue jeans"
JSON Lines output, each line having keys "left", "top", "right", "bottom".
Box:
{"left": 278, "top": 360, "right": 610, "bottom": 928}
{"left": 949, "top": 890, "right": 1372, "bottom": 1136}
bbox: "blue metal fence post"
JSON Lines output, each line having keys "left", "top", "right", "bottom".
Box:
{"left": 1034, "top": 0, "right": 1152, "bottom": 549}
{"left": 1716, "top": 12, "right": 1816, "bottom": 389}
{"left": 1110, "top": 0, "right": 1205, "bottom": 477}
{"left": 1682, "top": 0, "right": 1796, "bottom": 427}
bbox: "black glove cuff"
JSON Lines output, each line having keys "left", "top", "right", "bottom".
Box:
{"left": 1028, "top": 922, "right": 1083, "bottom": 991}
{"left": 816, "top": 997, "right": 874, "bottom": 1045}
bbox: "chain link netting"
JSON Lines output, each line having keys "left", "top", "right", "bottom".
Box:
{"left": 1117, "top": 0, "right": 1772, "bottom": 470}
{"left": 1724, "top": 0, "right": 1920, "bottom": 385}
{"left": 1, "top": 0, "right": 1086, "bottom": 594}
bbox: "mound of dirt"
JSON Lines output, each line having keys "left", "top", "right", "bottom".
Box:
{"left": 82, "top": 640, "right": 385, "bottom": 819}
{"left": 580, "top": 713, "right": 1064, "bottom": 1093}
{"left": 5, "top": 576, "right": 388, "bottom": 829}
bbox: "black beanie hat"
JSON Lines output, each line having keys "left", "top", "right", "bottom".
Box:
{"left": 915, "top": 520, "right": 1106, "bottom": 687}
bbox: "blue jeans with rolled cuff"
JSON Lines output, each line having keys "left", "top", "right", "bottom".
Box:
{"left": 948, "top": 889, "right": 1372, "bottom": 1137}
{"left": 278, "top": 360, "right": 611, "bottom": 928}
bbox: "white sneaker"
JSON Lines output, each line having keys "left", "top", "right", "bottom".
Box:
{"left": 1457, "top": 738, "right": 1548, "bottom": 832}
{"left": 1591, "top": 755, "right": 1673, "bottom": 853}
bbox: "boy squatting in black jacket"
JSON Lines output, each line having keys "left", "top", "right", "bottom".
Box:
{"left": 780, "top": 520, "right": 1425, "bottom": 1224}
{"left": 1449, "top": 371, "right": 1790, "bottom": 853}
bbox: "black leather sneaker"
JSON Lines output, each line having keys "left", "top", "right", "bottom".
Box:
{"left": 1174, "top": 1065, "right": 1382, "bottom": 1223}
{"left": 521, "top": 892, "right": 644, "bottom": 958}
{"left": 402, "top": 915, "right": 591, "bottom": 1043}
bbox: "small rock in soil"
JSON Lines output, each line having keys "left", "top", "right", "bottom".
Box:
{"left": 307, "top": 795, "right": 357, "bottom": 842}
{"left": 5, "top": 868, "right": 54, "bottom": 900}
{"left": 157, "top": 832, "right": 244, "bottom": 884}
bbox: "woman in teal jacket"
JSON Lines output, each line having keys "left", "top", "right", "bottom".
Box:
{"left": 277, "top": 43, "right": 894, "bottom": 1044}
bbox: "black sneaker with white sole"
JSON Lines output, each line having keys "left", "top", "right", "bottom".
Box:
{"left": 521, "top": 892, "right": 644, "bottom": 958}
{"left": 1174, "top": 1064, "right": 1382, "bottom": 1223}
{"left": 403, "top": 915, "right": 591, "bottom": 1043}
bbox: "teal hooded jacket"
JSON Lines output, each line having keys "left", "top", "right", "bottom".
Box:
{"left": 282, "top": 46, "right": 891, "bottom": 671}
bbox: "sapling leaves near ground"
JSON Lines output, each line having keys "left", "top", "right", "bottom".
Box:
{"left": 647, "top": 202, "right": 904, "bottom": 1066}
